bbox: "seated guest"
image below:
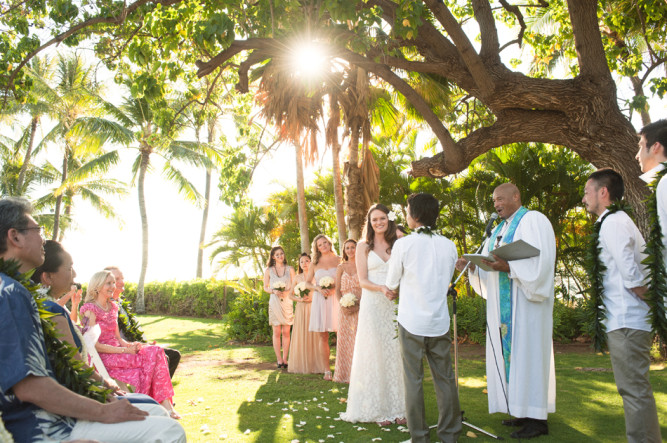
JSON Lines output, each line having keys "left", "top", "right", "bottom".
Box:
{"left": 0, "top": 197, "right": 185, "bottom": 443}
{"left": 105, "top": 266, "right": 181, "bottom": 379}
{"left": 80, "top": 271, "right": 180, "bottom": 419}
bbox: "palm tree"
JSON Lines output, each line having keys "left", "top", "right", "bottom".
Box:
{"left": 209, "top": 203, "right": 279, "bottom": 276}
{"left": 30, "top": 53, "right": 132, "bottom": 239}
{"left": 102, "top": 91, "right": 218, "bottom": 312}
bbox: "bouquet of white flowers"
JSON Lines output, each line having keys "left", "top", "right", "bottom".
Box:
{"left": 272, "top": 281, "right": 286, "bottom": 291}
{"left": 319, "top": 276, "right": 334, "bottom": 289}
{"left": 293, "top": 281, "right": 310, "bottom": 298}
{"left": 319, "top": 276, "right": 335, "bottom": 298}
{"left": 339, "top": 292, "right": 358, "bottom": 308}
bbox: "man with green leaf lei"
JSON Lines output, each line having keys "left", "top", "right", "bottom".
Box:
{"left": 0, "top": 197, "right": 185, "bottom": 443}
{"left": 582, "top": 170, "right": 661, "bottom": 443}
{"left": 636, "top": 119, "right": 667, "bottom": 349}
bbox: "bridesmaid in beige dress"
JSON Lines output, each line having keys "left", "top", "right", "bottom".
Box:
{"left": 304, "top": 234, "right": 340, "bottom": 380}
{"left": 333, "top": 239, "right": 361, "bottom": 383}
{"left": 288, "top": 253, "right": 329, "bottom": 374}
{"left": 263, "top": 246, "right": 296, "bottom": 369}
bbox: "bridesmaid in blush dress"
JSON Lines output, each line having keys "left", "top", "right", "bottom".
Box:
{"left": 287, "top": 253, "right": 328, "bottom": 374}
{"left": 304, "top": 234, "right": 340, "bottom": 381}
{"left": 80, "top": 270, "right": 179, "bottom": 419}
{"left": 263, "top": 246, "right": 295, "bottom": 369}
{"left": 333, "top": 239, "right": 361, "bottom": 383}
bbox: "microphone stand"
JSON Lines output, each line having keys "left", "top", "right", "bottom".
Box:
{"left": 434, "top": 228, "right": 503, "bottom": 440}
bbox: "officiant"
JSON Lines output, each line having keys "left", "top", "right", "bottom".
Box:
{"left": 455, "top": 183, "right": 557, "bottom": 439}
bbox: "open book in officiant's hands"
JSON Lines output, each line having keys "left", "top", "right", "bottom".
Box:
{"left": 463, "top": 239, "right": 540, "bottom": 272}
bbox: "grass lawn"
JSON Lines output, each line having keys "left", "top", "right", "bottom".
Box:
{"left": 139, "top": 315, "right": 667, "bottom": 442}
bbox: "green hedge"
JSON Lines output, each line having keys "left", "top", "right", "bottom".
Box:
{"left": 122, "top": 279, "right": 244, "bottom": 318}
{"left": 120, "top": 279, "right": 587, "bottom": 345}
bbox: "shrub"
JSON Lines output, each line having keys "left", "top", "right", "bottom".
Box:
{"left": 225, "top": 278, "right": 272, "bottom": 343}
{"left": 449, "top": 294, "right": 487, "bottom": 345}
{"left": 121, "top": 279, "right": 240, "bottom": 317}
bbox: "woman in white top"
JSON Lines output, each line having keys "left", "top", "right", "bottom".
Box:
{"left": 304, "top": 234, "right": 340, "bottom": 380}
{"left": 263, "top": 246, "right": 296, "bottom": 369}
{"left": 341, "top": 203, "right": 406, "bottom": 425}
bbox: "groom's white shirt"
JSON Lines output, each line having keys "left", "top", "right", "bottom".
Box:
{"left": 386, "top": 232, "right": 458, "bottom": 337}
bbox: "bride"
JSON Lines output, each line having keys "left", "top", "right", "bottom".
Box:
{"left": 341, "top": 204, "right": 406, "bottom": 425}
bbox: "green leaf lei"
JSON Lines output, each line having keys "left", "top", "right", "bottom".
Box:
{"left": 641, "top": 163, "right": 667, "bottom": 345}
{"left": 414, "top": 225, "right": 438, "bottom": 236}
{"left": 0, "top": 259, "right": 111, "bottom": 403}
{"left": 583, "top": 200, "right": 631, "bottom": 352}
{"left": 118, "top": 298, "right": 147, "bottom": 343}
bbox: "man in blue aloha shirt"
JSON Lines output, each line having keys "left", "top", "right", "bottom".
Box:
{"left": 0, "top": 197, "right": 186, "bottom": 443}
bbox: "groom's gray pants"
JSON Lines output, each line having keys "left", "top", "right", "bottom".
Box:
{"left": 398, "top": 324, "right": 462, "bottom": 443}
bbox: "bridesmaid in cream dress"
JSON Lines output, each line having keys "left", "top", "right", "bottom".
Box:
{"left": 333, "top": 239, "right": 361, "bottom": 383}
{"left": 304, "top": 234, "right": 340, "bottom": 380}
{"left": 263, "top": 246, "right": 296, "bottom": 369}
{"left": 287, "top": 253, "right": 329, "bottom": 374}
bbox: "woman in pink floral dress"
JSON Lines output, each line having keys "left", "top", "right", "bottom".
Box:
{"left": 80, "top": 270, "right": 179, "bottom": 418}
{"left": 333, "top": 239, "right": 361, "bottom": 383}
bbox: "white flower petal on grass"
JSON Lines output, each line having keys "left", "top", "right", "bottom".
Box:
{"left": 327, "top": 435, "right": 335, "bottom": 439}
{"left": 313, "top": 397, "right": 318, "bottom": 401}
{"left": 322, "top": 407, "right": 329, "bottom": 412}
{"left": 382, "top": 428, "right": 390, "bottom": 431}
{"left": 200, "top": 424, "right": 210, "bottom": 433}
{"left": 304, "top": 407, "right": 309, "bottom": 411}
{"left": 300, "top": 421, "right": 307, "bottom": 425}
{"left": 284, "top": 414, "right": 291, "bottom": 418}
{"left": 219, "top": 433, "right": 227, "bottom": 440}
{"left": 329, "top": 425, "right": 335, "bottom": 428}
{"left": 244, "top": 429, "right": 251, "bottom": 435}
{"left": 290, "top": 440, "right": 300, "bottom": 443}
{"left": 316, "top": 416, "right": 322, "bottom": 419}
{"left": 372, "top": 438, "right": 382, "bottom": 442}
{"left": 197, "top": 397, "right": 205, "bottom": 402}
{"left": 282, "top": 408, "right": 288, "bottom": 411}
{"left": 333, "top": 417, "right": 341, "bottom": 421}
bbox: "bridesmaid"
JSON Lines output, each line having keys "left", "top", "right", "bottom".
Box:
{"left": 333, "top": 239, "right": 361, "bottom": 383}
{"left": 288, "top": 253, "right": 328, "bottom": 374}
{"left": 263, "top": 246, "right": 295, "bottom": 369}
{"left": 305, "top": 234, "right": 340, "bottom": 381}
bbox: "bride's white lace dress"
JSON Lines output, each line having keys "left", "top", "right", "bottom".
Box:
{"left": 340, "top": 250, "right": 406, "bottom": 423}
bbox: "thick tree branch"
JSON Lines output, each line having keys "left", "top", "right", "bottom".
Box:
{"left": 411, "top": 109, "right": 572, "bottom": 176}
{"left": 336, "top": 49, "right": 460, "bottom": 166}
{"left": 472, "top": 0, "right": 501, "bottom": 61}
{"left": 236, "top": 50, "right": 271, "bottom": 92}
{"left": 566, "top": 0, "right": 612, "bottom": 79}
{"left": 196, "top": 39, "right": 278, "bottom": 78}
{"left": 423, "top": 0, "right": 495, "bottom": 96}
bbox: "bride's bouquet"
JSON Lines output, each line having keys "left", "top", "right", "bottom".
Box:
{"left": 339, "top": 292, "right": 358, "bottom": 308}
{"left": 293, "top": 282, "right": 310, "bottom": 299}
{"left": 318, "top": 276, "right": 335, "bottom": 297}
{"left": 272, "top": 281, "right": 286, "bottom": 292}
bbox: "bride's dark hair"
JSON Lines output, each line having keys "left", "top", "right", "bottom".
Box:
{"left": 362, "top": 203, "right": 397, "bottom": 256}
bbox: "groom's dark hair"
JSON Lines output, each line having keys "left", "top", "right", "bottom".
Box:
{"left": 407, "top": 193, "right": 440, "bottom": 227}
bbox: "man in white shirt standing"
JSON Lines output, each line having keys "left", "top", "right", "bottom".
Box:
{"left": 455, "top": 183, "right": 556, "bottom": 439}
{"left": 582, "top": 169, "right": 661, "bottom": 443}
{"left": 385, "top": 193, "right": 462, "bottom": 443}
{"left": 636, "top": 119, "right": 667, "bottom": 348}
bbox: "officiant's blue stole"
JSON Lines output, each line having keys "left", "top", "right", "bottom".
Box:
{"left": 489, "top": 206, "right": 528, "bottom": 383}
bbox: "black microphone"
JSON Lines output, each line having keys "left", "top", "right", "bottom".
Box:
{"left": 484, "top": 212, "right": 499, "bottom": 238}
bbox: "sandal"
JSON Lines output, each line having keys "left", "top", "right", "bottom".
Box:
{"left": 323, "top": 371, "right": 332, "bottom": 381}
{"left": 377, "top": 420, "right": 392, "bottom": 427}
{"left": 395, "top": 418, "right": 407, "bottom": 425}
{"left": 169, "top": 410, "right": 181, "bottom": 420}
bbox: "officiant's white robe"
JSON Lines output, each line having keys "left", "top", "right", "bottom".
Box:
{"left": 468, "top": 210, "right": 556, "bottom": 420}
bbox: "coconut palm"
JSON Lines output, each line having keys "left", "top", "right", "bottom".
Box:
{"left": 101, "top": 91, "right": 218, "bottom": 312}
{"left": 31, "top": 53, "right": 132, "bottom": 239}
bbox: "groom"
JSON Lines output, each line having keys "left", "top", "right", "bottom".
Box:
{"left": 385, "top": 193, "right": 462, "bottom": 443}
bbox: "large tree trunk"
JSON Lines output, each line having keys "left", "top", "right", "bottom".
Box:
{"left": 52, "top": 149, "right": 68, "bottom": 240}
{"left": 295, "top": 142, "right": 310, "bottom": 253}
{"left": 17, "top": 115, "right": 39, "bottom": 193}
{"left": 331, "top": 140, "right": 347, "bottom": 253}
{"left": 346, "top": 128, "right": 367, "bottom": 240}
{"left": 196, "top": 118, "right": 216, "bottom": 278}
{"left": 136, "top": 147, "right": 150, "bottom": 313}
